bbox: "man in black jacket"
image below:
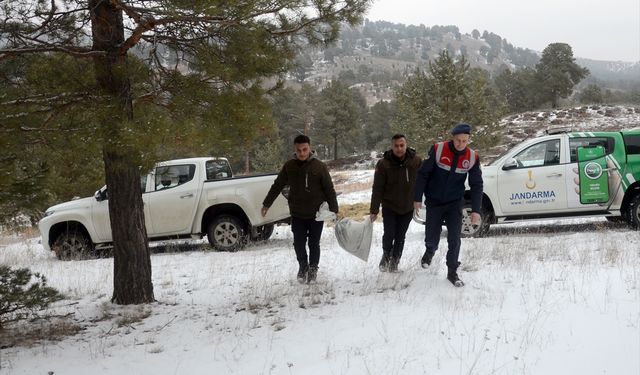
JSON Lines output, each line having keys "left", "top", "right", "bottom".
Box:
{"left": 262, "top": 135, "right": 339, "bottom": 284}
{"left": 369, "top": 134, "right": 422, "bottom": 272}
{"left": 413, "top": 123, "right": 483, "bottom": 287}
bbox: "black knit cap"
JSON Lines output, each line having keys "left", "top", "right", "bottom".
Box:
{"left": 451, "top": 123, "right": 472, "bottom": 135}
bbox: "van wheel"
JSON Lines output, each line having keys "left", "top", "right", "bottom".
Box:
{"left": 207, "top": 215, "right": 247, "bottom": 252}
{"left": 251, "top": 224, "right": 274, "bottom": 242}
{"left": 461, "top": 205, "right": 491, "bottom": 238}
{"left": 52, "top": 230, "right": 94, "bottom": 260}
{"left": 629, "top": 194, "right": 640, "bottom": 230}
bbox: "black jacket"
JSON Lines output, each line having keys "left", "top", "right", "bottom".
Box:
{"left": 370, "top": 148, "right": 422, "bottom": 215}
{"left": 413, "top": 141, "right": 483, "bottom": 213}
{"left": 263, "top": 153, "right": 339, "bottom": 219}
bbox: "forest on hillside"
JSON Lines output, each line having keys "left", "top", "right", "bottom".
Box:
{"left": 289, "top": 20, "right": 639, "bottom": 107}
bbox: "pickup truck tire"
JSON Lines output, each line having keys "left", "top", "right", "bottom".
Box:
{"left": 629, "top": 194, "right": 640, "bottom": 229}
{"left": 251, "top": 224, "right": 274, "bottom": 242}
{"left": 460, "top": 205, "right": 491, "bottom": 238}
{"left": 52, "top": 230, "right": 94, "bottom": 260}
{"left": 207, "top": 215, "right": 247, "bottom": 252}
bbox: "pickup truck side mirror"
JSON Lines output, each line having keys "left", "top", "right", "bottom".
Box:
{"left": 502, "top": 158, "right": 518, "bottom": 170}
{"left": 94, "top": 187, "right": 108, "bottom": 202}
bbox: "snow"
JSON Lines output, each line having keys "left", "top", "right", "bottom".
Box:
{"left": 2, "top": 170, "right": 640, "bottom": 375}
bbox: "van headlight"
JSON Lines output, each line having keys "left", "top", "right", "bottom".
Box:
{"left": 43, "top": 210, "right": 55, "bottom": 218}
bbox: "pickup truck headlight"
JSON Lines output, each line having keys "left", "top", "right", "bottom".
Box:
{"left": 42, "top": 210, "right": 55, "bottom": 218}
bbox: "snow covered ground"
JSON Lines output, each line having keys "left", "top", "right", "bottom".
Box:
{"left": 1, "top": 170, "right": 639, "bottom": 375}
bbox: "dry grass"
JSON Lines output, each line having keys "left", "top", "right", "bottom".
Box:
{"left": 0, "top": 227, "right": 39, "bottom": 246}
{"left": 337, "top": 202, "right": 370, "bottom": 221}
{"left": 0, "top": 316, "right": 83, "bottom": 348}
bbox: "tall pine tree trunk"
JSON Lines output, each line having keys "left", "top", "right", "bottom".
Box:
{"left": 90, "top": 0, "right": 154, "bottom": 304}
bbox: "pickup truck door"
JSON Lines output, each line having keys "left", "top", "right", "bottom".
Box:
{"left": 497, "top": 138, "right": 568, "bottom": 214}
{"left": 147, "top": 163, "right": 199, "bottom": 235}
{"left": 91, "top": 190, "right": 111, "bottom": 241}
{"left": 566, "top": 136, "right": 618, "bottom": 210}
{"left": 91, "top": 174, "right": 154, "bottom": 241}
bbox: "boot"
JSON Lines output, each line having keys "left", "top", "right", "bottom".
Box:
{"left": 379, "top": 252, "right": 391, "bottom": 272}
{"left": 421, "top": 251, "right": 434, "bottom": 269}
{"left": 307, "top": 265, "right": 318, "bottom": 284}
{"left": 447, "top": 264, "right": 464, "bottom": 287}
{"left": 297, "top": 264, "right": 309, "bottom": 284}
{"left": 388, "top": 257, "right": 399, "bottom": 273}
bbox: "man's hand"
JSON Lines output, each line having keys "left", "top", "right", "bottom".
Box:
{"left": 370, "top": 213, "right": 378, "bottom": 222}
{"left": 470, "top": 212, "right": 481, "bottom": 225}
{"left": 261, "top": 206, "right": 268, "bottom": 217}
{"left": 413, "top": 201, "right": 422, "bottom": 210}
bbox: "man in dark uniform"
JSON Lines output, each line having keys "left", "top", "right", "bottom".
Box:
{"left": 262, "top": 135, "right": 339, "bottom": 284}
{"left": 413, "top": 123, "right": 483, "bottom": 287}
{"left": 369, "top": 134, "right": 422, "bottom": 272}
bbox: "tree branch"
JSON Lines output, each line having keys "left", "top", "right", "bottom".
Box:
{"left": 0, "top": 47, "right": 104, "bottom": 61}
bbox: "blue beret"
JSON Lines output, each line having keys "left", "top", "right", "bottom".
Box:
{"left": 451, "top": 123, "right": 472, "bottom": 135}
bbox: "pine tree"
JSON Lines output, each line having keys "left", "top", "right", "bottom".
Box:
{"left": 393, "top": 50, "right": 505, "bottom": 153}
{"left": 1, "top": 0, "right": 369, "bottom": 305}
{"left": 315, "top": 81, "right": 362, "bottom": 160}
{"left": 365, "top": 101, "right": 395, "bottom": 151}
{"left": 536, "top": 43, "right": 589, "bottom": 108}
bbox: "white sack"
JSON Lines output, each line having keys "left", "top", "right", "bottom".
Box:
{"left": 334, "top": 217, "right": 373, "bottom": 262}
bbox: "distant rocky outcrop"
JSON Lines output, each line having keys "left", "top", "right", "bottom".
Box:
{"left": 485, "top": 105, "right": 640, "bottom": 163}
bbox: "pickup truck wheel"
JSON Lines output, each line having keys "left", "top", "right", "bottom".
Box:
{"left": 52, "top": 230, "right": 94, "bottom": 260}
{"left": 207, "top": 215, "right": 247, "bottom": 252}
{"left": 461, "top": 205, "right": 491, "bottom": 238}
{"left": 251, "top": 224, "right": 274, "bottom": 242}
{"left": 629, "top": 194, "right": 640, "bottom": 229}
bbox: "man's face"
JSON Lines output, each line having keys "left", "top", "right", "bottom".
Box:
{"left": 294, "top": 142, "right": 311, "bottom": 161}
{"left": 452, "top": 133, "right": 470, "bottom": 151}
{"left": 392, "top": 137, "right": 407, "bottom": 159}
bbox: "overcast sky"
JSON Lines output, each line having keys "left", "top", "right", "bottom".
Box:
{"left": 365, "top": 0, "right": 640, "bottom": 62}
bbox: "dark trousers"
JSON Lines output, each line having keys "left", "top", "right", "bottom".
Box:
{"left": 424, "top": 200, "right": 463, "bottom": 269}
{"left": 382, "top": 207, "right": 413, "bottom": 260}
{"left": 291, "top": 216, "right": 324, "bottom": 267}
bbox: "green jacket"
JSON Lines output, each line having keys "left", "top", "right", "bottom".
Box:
{"left": 263, "top": 153, "right": 339, "bottom": 219}
{"left": 370, "top": 148, "right": 422, "bottom": 215}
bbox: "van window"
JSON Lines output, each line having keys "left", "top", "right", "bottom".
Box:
{"left": 155, "top": 164, "right": 195, "bottom": 190}
{"left": 569, "top": 137, "right": 614, "bottom": 162}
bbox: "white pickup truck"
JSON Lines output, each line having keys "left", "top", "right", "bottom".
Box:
{"left": 415, "top": 129, "right": 640, "bottom": 236}
{"left": 38, "top": 157, "right": 290, "bottom": 259}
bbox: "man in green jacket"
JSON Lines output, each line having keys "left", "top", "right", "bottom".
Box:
{"left": 369, "top": 134, "right": 422, "bottom": 272}
{"left": 262, "top": 135, "right": 339, "bottom": 284}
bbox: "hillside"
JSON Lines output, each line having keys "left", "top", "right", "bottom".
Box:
{"left": 486, "top": 104, "right": 640, "bottom": 162}
{"left": 325, "top": 104, "right": 640, "bottom": 170}
{"left": 291, "top": 21, "right": 639, "bottom": 106}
